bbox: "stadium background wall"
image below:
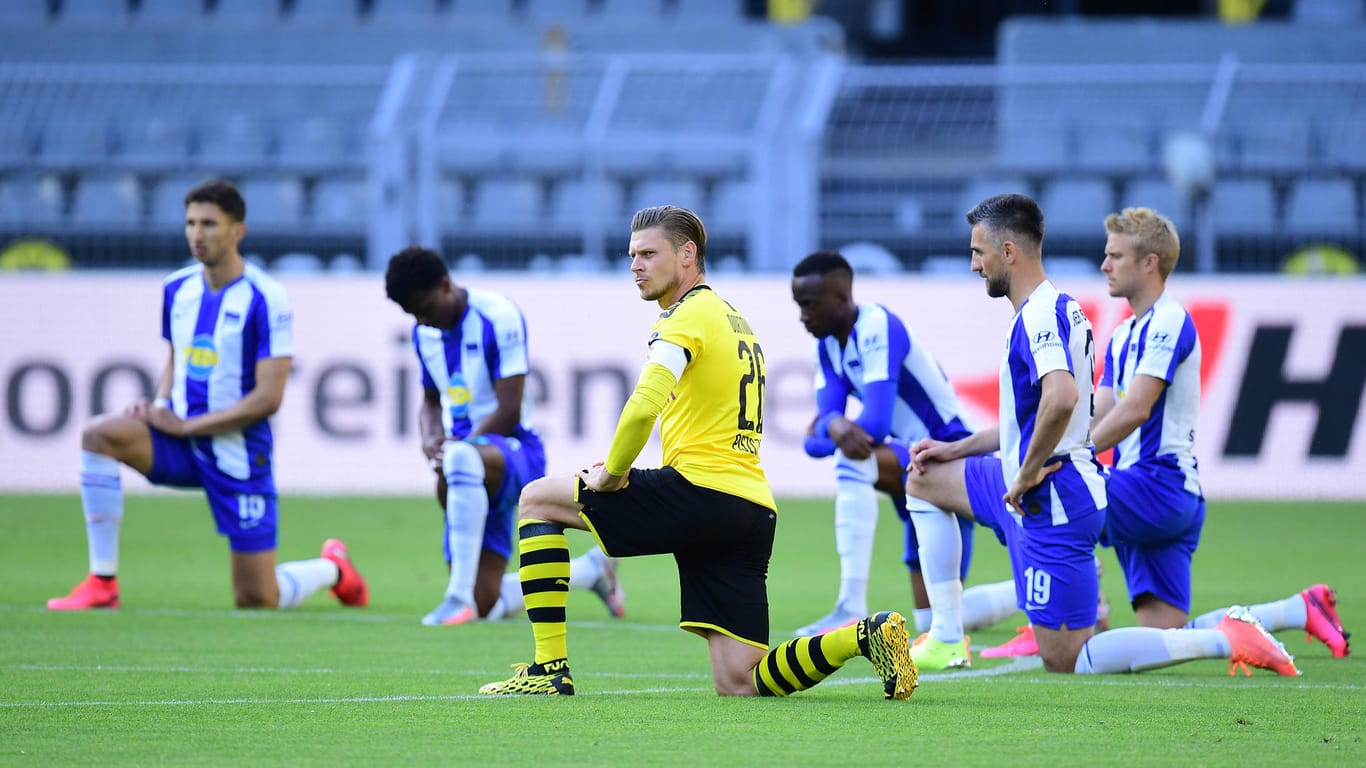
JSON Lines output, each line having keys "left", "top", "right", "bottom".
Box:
{"left": 1, "top": 275, "right": 1362, "bottom": 500}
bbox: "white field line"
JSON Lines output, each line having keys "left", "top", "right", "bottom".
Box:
{"left": 5, "top": 656, "right": 1357, "bottom": 709}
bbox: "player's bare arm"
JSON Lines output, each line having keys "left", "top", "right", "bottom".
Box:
{"left": 827, "top": 415, "right": 875, "bottom": 459}
{"left": 1090, "top": 374, "right": 1166, "bottom": 453}
{"left": 1004, "top": 370, "right": 1075, "bottom": 514}
{"left": 127, "top": 348, "right": 177, "bottom": 420}
{"left": 909, "top": 425, "right": 1000, "bottom": 473}
{"left": 419, "top": 387, "right": 446, "bottom": 466}
{"left": 469, "top": 373, "right": 526, "bottom": 438}
{"left": 146, "top": 356, "right": 292, "bottom": 438}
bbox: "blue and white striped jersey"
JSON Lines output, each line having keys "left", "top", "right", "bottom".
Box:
{"left": 161, "top": 262, "right": 292, "bottom": 485}
{"left": 412, "top": 287, "right": 534, "bottom": 440}
{"left": 1000, "top": 281, "right": 1106, "bottom": 524}
{"left": 1100, "top": 290, "right": 1202, "bottom": 495}
{"left": 813, "top": 303, "right": 974, "bottom": 444}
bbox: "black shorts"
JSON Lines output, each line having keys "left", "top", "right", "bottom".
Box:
{"left": 577, "top": 466, "right": 776, "bottom": 649}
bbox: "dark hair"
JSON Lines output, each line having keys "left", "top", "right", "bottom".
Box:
{"left": 631, "top": 205, "right": 707, "bottom": 272}
{"left": 184, "top": 178, "right": 246, "bottom": 222}
{"left": 965, "top": 193, "right": 1045, "bottom": 249}
{"left": 792, "top": 250, "right": 853, "bottom": 279}
{"left": 385, "top": 246, "right": 448, "bottom": 305}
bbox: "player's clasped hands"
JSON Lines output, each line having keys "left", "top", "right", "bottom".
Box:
{"left": 907, "top": 438, "right": 954, "bottom": 474}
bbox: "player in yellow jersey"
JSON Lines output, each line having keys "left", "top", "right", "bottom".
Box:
{"left": 479, "top": 205, "right": 917, "bottom": 699}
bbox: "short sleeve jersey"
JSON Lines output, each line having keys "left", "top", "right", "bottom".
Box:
{"left": 161, "top": 262, "right": 292, "bottom": 486}
{"left": 650, "top": 285, "right": 776, "bottom": 512}
{"left": 412, "top": 287, "right": 534, "bottom": 440}
{"left": 813, "top": 302, "right": 974, "bottom": 443}
{"left": 1000, "top": 280, "right": 1106, "bottom": 522}
{"left": 1099, "top": 290, "right": 1202, "bottom": 494}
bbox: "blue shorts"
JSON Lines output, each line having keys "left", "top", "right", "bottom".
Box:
{"left": 1105, "top": 464, "right": 1205, "bottom": 613}
{"left": 145, "top": 430, "right": 277, "bottom": 554}
{"left": 447, "top": 429, "right": 547, "bottom": 562}
{"left": 964, "top": 455, "right": 1105, "bottom": 630}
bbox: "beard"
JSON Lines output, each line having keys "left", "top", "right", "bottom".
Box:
{"left": 985, "top": 271, "right": 1010, "bottom": 298}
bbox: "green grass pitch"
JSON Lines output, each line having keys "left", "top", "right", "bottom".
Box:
{"left": 3, "top": 494, "right": 1364, "bottom": 766}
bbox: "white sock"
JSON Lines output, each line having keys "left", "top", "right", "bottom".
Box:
{"left": 1187, "top": 595, "right": 1307, "bottom": 633}
{"left": 443, "top": 441, "right": 488, "bottom": 607}
{"left": 275, "top": 558, "right": 340, "bottom": 609}
{"left": 568, "top": 550, "right": 602, "bottom": 588}
{"left": 1245, "top": 595, "right": 1307, "bottom": 633}
{"left": 910, "top": 505, "right": 965, "bottom": 640}
{"left": 487, "top": 571, "right": 525, "bottom": 619}
{"left": 912, "top": 608, "right": 933, "bottom": 633}
{"left": 1075, "top": 627, "right": 1229, "bottom": 674}
{"left": 963, "top": 580, "right": 1020, "bottom": 632}
{"left": 487, "top": 552, "right": 598, "bottom": 620}
{"left": 834, "top": 454, "right": 877, "bottom": 614}
{"left": 926, "top": 579, "right": 964, "bottom": 643}
{"left": 80, "top": 450, "right": 123, "bottom": 576}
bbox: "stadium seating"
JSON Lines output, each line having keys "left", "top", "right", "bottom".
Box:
{"left": 57, "top": 0, "right": 129, "bottom": 24}
{"left": 1121, "top": 177, "right": 1191, "bottom": 233}
{"left": 70, "top": 172, "right": 143, "bottom": 227}
{"left": 1283, "top": 177, "right": 1360, "bottom": 235}
{"left": 0, "top": 172, "right": 65, "bottom": 225}
{"left": 470, "top": 177, "right": 543, "bottom": 229}
{"left": 1039, "top": 177, "right": 1114, "bottom": 237}
{"left": 236, "top": 175, "right": 306, "bottom": 229}
{"left": 311, "top": 176, "right": 369, "bottom": 230}
{"left": 1212, "top": 178, "right": 1278, "bottom": 236}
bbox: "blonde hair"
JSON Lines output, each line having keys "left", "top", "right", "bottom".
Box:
{"left": 631, "top": 205, "right": 707, "bottom": 272}
{"left": 1104, "top": 207, "right": 1180, "bottom": 278}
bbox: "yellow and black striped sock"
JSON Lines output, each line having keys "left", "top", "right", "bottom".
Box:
{"left": 753, "top": 624, "right": 862, "bottom": 696}
{"left": 518, "top": 519, "right": 571, "bottom": 665}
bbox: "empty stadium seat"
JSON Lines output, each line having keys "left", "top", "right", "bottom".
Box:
{"left": 0, "top": 173, "right": 65, "bottom": 226}
{"left": 470, "top": 177, "right": 543, "bottom": 228}
{"left": 1234, "top": 118, "right": 1311, "bottom": 174}
{"left": 1320, "top": 112, "right": 1366, "bottom": 173}
{"left": 71, "top": 172, "right": 143, "bottom": 226}
{"left": 117, "top": 115, "right": 193, "bottom": 168}
{"left": 276, "top": 116, "right": 347, "bottom": 170}
{"left": 57, "top": 0, "right": 129, "bottom": 23}
{"left": 194, "top": 115, "right": 273, "bottom": 169}
{"left": 957, "top": 176, "right": 1031, "bottom": 218}
{"left": 672, "top": 0, "right": 744, "bottom": 17}
{"left": 522, "top": 0, "right": 590, "bottom": 20}
{"left": 709, "top": 178, "right": 753, "bottom": 232}
{"left": 0, "top": 122, "right": 39, "bottom": 167}
{"left": 996, "top": 117, "right": 1072, "bottom": 174}
{"left": 1074, "top": 123, "right": 1153, "bottom": 175}
{"left": 39, "top": 119, "right": 113, "bottom": 167}
{"left": 135, "top": 0, "right": 207, "bottom": 23}
{"left": 629, "top": 178, "right": 705, "bottom": 215}
{"left": 597, "top": 0, "right": 667, "bottom": 17}
{"left": 1283, "top": 177, "right": 1359, "bottom": 235}
{"left": 369, "top": 0, "right": 442, "bottom": 22}
{"left": 1039, "top": 177, "right": 1113, "bottom": 237}
{"left": 290, "top": 0, "right": 361, "bottom": 23}
{"left": 236, "top": 175, "right": 306, "bottom": 228}
{"left": 1121, "top": 177, "right": 1190, "bottom": 233}
{"left": 1211, "top": 178, "right": 1277, "bottom": 236}
{"left": 0, "top": 0, "right": 50, "bottom": 23}
{"left": 550, "top": 178, "right": 625, "bottom": 228}
{"left": 211, "top": 0, "right": 281, "bottom": 23}
{"left": 311, "top": 176, "right": 368, "bottom": 228}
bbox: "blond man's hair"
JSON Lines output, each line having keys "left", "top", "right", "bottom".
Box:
{"left": 1104, "top": 206, "right": 1180, "bottom": 278}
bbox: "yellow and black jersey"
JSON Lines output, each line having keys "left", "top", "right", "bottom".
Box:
{"left": 651, "top": 285, "right": 776, "bottom": 512}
